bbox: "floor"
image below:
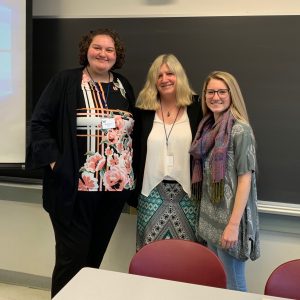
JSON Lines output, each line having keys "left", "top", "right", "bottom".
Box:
{"left": 0, "top": 283, "right": 50, "bottom": 300}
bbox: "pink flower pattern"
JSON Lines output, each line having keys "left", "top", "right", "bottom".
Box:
{"left": 78, "top": 112, "right": 135, "bottom": 192}
{"left": 103, "top": 165, "right": 129, "bottom": 191}
{"left": 114, "top": 115, "right": 125, "bottom": 130}
{"left": 83, "top": 153, "right": 106, "bottom": 172}
{"left": 107, "top": 129, "right": 119, "bottom": 144}
{"left": 78, "top": 173, "right": 99, "bottom": 191}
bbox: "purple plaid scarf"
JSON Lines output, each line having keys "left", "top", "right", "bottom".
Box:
{"left": 190, "top": 110, "right": 235, "bottom": 203}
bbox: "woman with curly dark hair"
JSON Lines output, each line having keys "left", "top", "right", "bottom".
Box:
{"left": 26, "top": 28, "right": 135, "bottom": 298}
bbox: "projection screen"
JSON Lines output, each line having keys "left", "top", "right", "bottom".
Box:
{"left": 0, "top": 0, "right": 29, "bottom": 165}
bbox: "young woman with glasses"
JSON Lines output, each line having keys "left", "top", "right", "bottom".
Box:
{"left": 190, "top": 71, "right": 260, "bottom": 291}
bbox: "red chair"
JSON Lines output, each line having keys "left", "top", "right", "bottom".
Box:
{"left": 264, "top": 259, "right": 300, "bottom": 299}
{"left": 129, "top": 239, "right": 226, "bottom": 288}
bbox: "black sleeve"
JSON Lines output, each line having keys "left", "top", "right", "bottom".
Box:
{"left": 189, "top": 95, "right": 203, "bottom": 139}
{"left": 26, "top": 72, "right": 63, "bottom": 170}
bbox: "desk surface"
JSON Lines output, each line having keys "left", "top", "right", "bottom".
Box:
{"left": 53, "top": 268, "right": 287, "bottom": 300}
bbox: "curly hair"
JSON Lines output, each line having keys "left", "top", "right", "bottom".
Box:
{"left": 78, "top": 28, "right": 125, "bottom": 69}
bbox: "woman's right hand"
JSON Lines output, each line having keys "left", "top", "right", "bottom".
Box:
{"left": 50, "top": 162, "right": 56, "bottom": 170}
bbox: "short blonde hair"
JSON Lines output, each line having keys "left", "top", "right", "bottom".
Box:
{"left": 136, "top": 54, "right": 194, "bottom": 110}
{"left": 202, "top": 71, "right": 249, "bottom": 123}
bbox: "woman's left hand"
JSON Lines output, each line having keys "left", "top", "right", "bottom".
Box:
{"left": 221, "top": 222, "right": 239, "bottom": 249}
{"left": 221, "top": 172, "right": 251, "bottom": 249}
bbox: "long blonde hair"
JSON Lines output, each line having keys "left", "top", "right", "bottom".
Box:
{"left": 202, "top": 71, "right": 249, "bottom": 123}
{"left": 136, "top": 54, "right": 194, "bottom": 110}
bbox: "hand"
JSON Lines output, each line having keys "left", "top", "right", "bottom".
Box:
{"left": 50, "top": 162, "right": 56, "bottom": 170}
{"left": 221, "top": 222, "right": 239, "bottom": 249}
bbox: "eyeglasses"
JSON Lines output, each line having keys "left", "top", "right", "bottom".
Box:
{"left": 205, "top": 89, "right": 230, "bottom": 99}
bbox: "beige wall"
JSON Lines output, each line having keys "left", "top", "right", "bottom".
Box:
{"left": 0, "top": 184, "right": 300, "bottom": 294}
{"left": 32, "top": 0, "right": 300, "bottom": 17}
{"left": 0, "top": 198, "right": 136, "bottom": 277}
{"left": 0, "top": 0, "right": 299, "bottom": 295}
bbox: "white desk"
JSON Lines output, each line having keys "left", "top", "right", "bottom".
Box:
{"left": 53, "top": 268, "right": 287, "bottom": 300}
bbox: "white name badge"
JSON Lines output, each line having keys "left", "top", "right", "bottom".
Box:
{"left": 167, "top": 155, "right": 174, "bottom": 167}
{"left": 101, "top": 118, "right": 116, "bottom": 129}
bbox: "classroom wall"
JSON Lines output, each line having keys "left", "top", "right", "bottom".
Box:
{"left": 32, "top": 0, "right": 300, "bottom": 17}
{"left": 0, "top": 0, "right": 299, "bottom": 295}
{"left": 0, "top": 184, "right": 300, "bottom": 293}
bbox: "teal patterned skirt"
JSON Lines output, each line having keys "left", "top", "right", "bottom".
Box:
{"left": 136, "top": 181, "right": 199, "bottom": 251}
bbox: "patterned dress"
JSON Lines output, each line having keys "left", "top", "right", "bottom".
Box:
{"left": 76, "top": 72, "right": 134, "bottom": 192}
{"left": 136, "top": 181, "right": 199, "bottom": 251}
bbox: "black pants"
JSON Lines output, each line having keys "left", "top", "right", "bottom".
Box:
{"left": 50, "top": 190, "right": 131, "bottom": 298}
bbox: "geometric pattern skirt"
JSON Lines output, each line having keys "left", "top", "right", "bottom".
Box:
{"left": 136, "top": 180, "right": 199, "bottom": 251}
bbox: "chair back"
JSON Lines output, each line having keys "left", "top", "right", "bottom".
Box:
{"left": 264, "top": 258, "right": 300, "bottom": 299}
{"left": 129, "top": 239, "right": 226, "bottom": 288}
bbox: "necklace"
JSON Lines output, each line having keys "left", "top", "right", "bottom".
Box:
{"left": 161, "top": 101, "right": 181, "bottom": 148}
{"left": 161, "top": 103, "right": 177, "bottom": 118}
{"left": 86, "top": 67, "right": 110, "bottom": 108}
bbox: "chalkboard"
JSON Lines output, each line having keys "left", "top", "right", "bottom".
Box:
{"left": 29, "top": 16, "right": 300, "bottom": 205}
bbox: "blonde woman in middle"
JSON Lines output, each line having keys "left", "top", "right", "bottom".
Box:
{"left": 131, "top": 54, "right": 203, "bottom": 251}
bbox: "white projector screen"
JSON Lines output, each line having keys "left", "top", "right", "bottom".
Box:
{"left": 0, "top": 0, "right": 28, "bottom": 164}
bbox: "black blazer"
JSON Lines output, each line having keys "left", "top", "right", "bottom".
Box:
{"left": 129, "top": 95, "right": 203, "bottom": 208}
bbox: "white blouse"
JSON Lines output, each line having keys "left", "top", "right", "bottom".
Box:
{"left": 141, "top": 108, "right": 192, "bottom": 197}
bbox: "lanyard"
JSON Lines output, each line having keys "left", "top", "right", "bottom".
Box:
{"left": 161, "top": 102, "right": 181, "bottom": 148}
{"left": 86, "top": 67, "right": 110, "bottom": 109}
